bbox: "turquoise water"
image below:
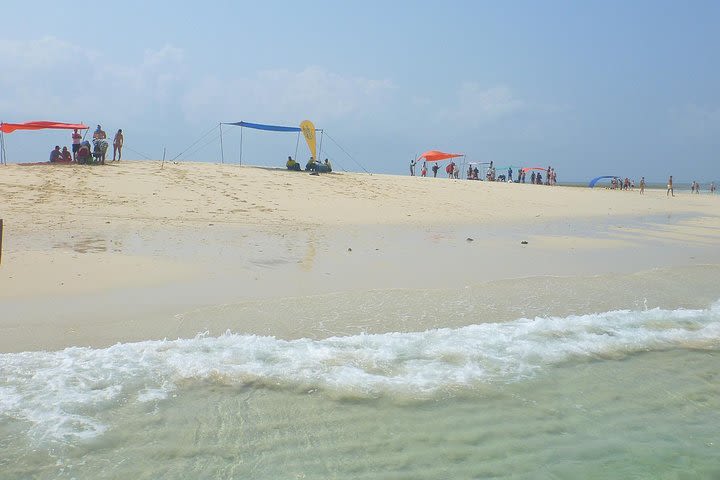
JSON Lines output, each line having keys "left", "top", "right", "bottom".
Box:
{"left": 2, "top": 284, "right": 719, "bottom": 479}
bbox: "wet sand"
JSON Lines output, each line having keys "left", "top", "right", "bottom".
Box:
{"left": 1, "top": 161, "right": 719, "bottom": 352}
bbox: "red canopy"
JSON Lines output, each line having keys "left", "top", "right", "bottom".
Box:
{"left": 417, "top": 150, "right": 463, "bottom": 162}
{"left": 0, "top": 121, "right": 89, "bottom": 134}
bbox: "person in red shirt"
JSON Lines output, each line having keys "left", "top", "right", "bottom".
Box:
{"left": 446, "top": 161, "right": 455, "bottom": 178}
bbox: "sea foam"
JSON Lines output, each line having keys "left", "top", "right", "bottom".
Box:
{"left": 1, "top": 302, "right": 718, "bottom": 441}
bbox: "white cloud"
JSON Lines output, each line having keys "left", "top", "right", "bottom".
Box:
{"left": 0, "top": 36, "right": 93, "bottom": 73}
{"left": 0, "top": 37, "right": 391, "bottom": 127}
{"left": 440, "top": 83, "right": 525, "bottom": 125}
{"left": 0, "top": 37, "right": 185, "bottom": 121}
{"left": 181, "top": 66, "right": 394, "bottom": 124}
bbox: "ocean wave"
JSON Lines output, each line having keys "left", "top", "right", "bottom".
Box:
{"left": 1, "top": 302, "right": 719, "bottom": 441}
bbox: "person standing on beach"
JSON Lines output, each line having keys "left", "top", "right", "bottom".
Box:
{"left": 410, "top": 159, "right": 416, "bottom": 176}
{"left": 432, "top": 163, "right": 439, "bottom": 177}
{"left": 667, "top": 175, "right": 674, "bottom": 196}
{"left": 446, "top": 161, "right": 455, "bottom": 179}
{"left": 71, "top": 129, "right": 82, "bottom": 161}
{"left": 711, "top": 182, "right": 716, "bottom": 194}
{"left": 639, "top": 176, "right": 645, "bottom": 194}
{"left": 113, "top": 129, "right": 124, "bottom": 161}
{"left": 421, "top": 162, "right": 427, "bottom": 177}
{"left": 93, "top": 125, "right": 106, "bottom": 140}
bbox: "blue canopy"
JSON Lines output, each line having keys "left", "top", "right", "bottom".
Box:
{"left": 223, "top": 121, "right": 301, "bottom": 132}
{"left": 588, "top": 175, "right": 619, "bottom": 188}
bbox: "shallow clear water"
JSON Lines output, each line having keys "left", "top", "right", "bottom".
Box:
{"left": 2, "top": 287, "right": 720, "bottom": 479}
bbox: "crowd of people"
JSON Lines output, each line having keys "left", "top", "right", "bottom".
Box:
{"left": 410, "top": 159, "right": 559, "bottom": 185}
{"left": 610, "top": 175, "right": 716, "bottom": 196}
{"left": 408, "top": 160, "right": 718, "bottom": 196}
{"left": 689, "top": 180, "right": 714, "bottom": 194}
{"left": 609, "top": 177, "right": 635, "bottom": 190}
{"left": 49, "top": 125, "right": 123, "bottom": 165}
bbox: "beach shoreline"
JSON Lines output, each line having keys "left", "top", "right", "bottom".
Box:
{"left": 2, "top": 161, "right": 720, "bottom": 352}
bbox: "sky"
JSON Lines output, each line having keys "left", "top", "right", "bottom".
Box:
{"left": 1, "top": 0, "right": 718, "bottom": 182}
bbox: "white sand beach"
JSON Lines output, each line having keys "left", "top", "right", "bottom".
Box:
{"left": 1, "top": 161, "right": 720, "bottom": 352}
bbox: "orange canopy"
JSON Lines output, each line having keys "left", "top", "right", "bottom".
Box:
{"left": 417, "top": 150, "right": 463, "bottom": 162}
{"left": 0, "top": 121, "right": 89, "bottom": 134}
{"left": 521, "top": 167, "right": 546, "bottom": 173}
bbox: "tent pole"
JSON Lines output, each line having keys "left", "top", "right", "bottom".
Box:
{"left": 239, "top": 127, "right": 243, "bottom": 166}
{"left": 318, "top": 130, "right": 324, "bottom": 160}
{"left": 1, "top": 130, "right": 7, "bottom": 165}
{"left": 219, "top": 123, "right": 225, "bottom": 164}
{"left": 294, "top": 131, "right": 300, "bottom": 161}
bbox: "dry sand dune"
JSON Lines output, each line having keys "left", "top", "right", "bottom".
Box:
{"left": 2, "top": 161, "right": 718, "bottom": 229}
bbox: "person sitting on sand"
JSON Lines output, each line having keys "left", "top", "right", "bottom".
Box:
{"left": 49, "top": 146, "right": 62, "bottom": 162}
{"left": 61, "top": 146, "right": 72, "bottom": 162}
{"left": 305, "top": 157, "right": 317, "bottom": 172}
{"left": 77, "top": 141, "right": 92, "bottom": 164}
{"left": 286, "top": 156, "right": 300, "bottom": 171}
{"left": 314, "top": 159, "right": 331, "bottom": 174}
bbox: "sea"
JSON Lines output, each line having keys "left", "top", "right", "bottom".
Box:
{"left": 2, "top": 267, "right": 720, "bottom": 479}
